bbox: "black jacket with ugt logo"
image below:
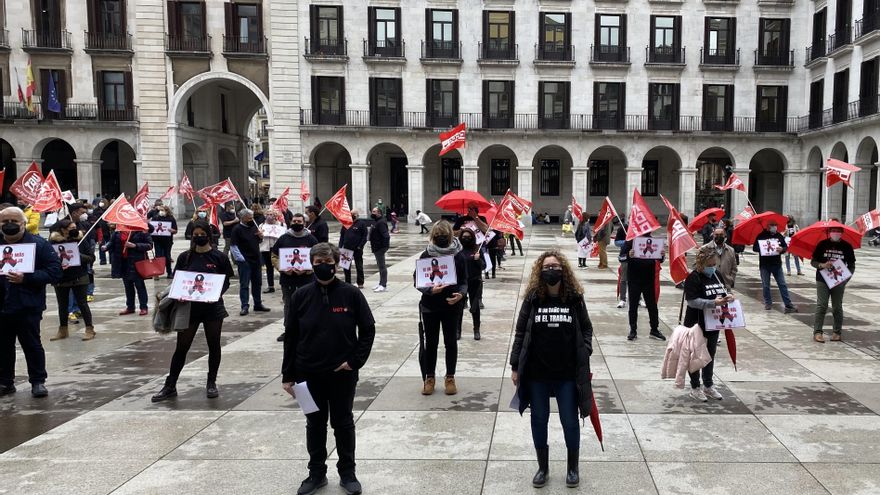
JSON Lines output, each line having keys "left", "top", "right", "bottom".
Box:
{"left": 282, "top": 278, "right": 376, "bottom": 382}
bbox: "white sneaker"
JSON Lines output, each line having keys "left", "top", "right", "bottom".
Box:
{"left": 616, "top": 300, "right": 626, "bottom": 309}
{"left": 373, "top": 286, "right": 387, "bottom": 293}
{"left": 703, "top": 386, "right": 723, "bottom": 400}
{"left": 372, "top": 284, "right": 380, "bottom": 290}
{"left": 639, "top": 300, "right": 647, "bottom": 308}
{"left": 689, "top": 388, "right": 708, "bottom": 402}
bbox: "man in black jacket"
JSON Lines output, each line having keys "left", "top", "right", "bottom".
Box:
{"left": 220, "top": 202, "right": 239, "bottom": 257}
{"left": 369, "top": 207, "right": 390, "bottom": 292}
{"left": 230, "top": 208, "right": 270, "bottom": 316}
{"left": 282, "top": 243, "right": 375, "bottom": 495}
{"left": 811, "top": 224, "right": 856, "bottom": 342}
{"left": 272, "top": 213, "right": 318, "bottom": 341}
{"left": 306, "top": 205, "right": 329, "bottom": 243}
{"left": 753, "top": 220, "right": 797, "bottom": 313}
{"left": 0, "top": 207, "right": 62, "bottom": 397}
{"left": 338, "top": 209, "right": 368, "bottom": 288}
{"left": 623, "top": 232, "right": 665, "bottom": 341}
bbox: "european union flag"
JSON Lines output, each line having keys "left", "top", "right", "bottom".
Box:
{"left": 47, "top": 71, "right": 61, "bottom": 113}
{"left": 254, "top": 150, "right": 266, "bottom": 161}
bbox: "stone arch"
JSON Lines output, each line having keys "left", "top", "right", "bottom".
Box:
{"left": 41, "top": 139, "right": 77, "bottom": 194}
{"left": 586, "top": 145, "right": 627, "bottom": 216}
{"left": 367, "top": 143, "right": 409, "bottom": 217}
{"left": 748, "top": 148, "right": 786, "bottom": 213}
{"left": 1, "top": 139, "right": 16, "bottom": 203}
{"left": 532, "top": 145, "right": 574, "bottom": 219}
{"left": 96, "top": 140, "right": 137, "bottom": 199}
{"left": 312, "top": 142, "right": 352, "bottom": 208}
{"left": 423, "top": 143, "right": 463, "bottom": 218}
{"left": 168, "top": 71, "right": 273, "bottom": 127}
{"left": 642, "top": 146, "right": 682, "bottom": 215}
{"left": 695, "top": 147, "right": 734, "bottom": 213}
{"left": 477, "top": 144, "right": 519, "bottom": 202}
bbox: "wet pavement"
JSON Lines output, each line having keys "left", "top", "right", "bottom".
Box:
{"left": 1, "top": 223, "right": 879, "bottom": 494}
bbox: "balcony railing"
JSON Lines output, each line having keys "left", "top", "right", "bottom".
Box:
{"left": 754, "top": 49, "right": 794, "bottom": 66}
{"left": 860, "top": 95, "right": 880, "bottom": 117}
{"left": 829, "top": 26, "right": 853, "bottom": 52}
{"left": 535, "top": 42, "right": 575, "bottom": 62}
{"left": 700, "top": 48, "right": 740, "bottom": 65}
{"left": 421, "top": 40, "right": 461, "bottom": 59}
{"left": 702, "top": 116, "right": 734, "bottom": 132}
{"left": 1, "top": 100, "right": 137, "bottom": 122}
{"left": 0, "top": 29, "right": 8, "bottom": 49}
{"left": 165, "top": 34, "right": 211, "bottom": 54}
{"left": 646, "top": 46, "right": 685, "bottom": 64}
{"left": 85, "top": 31, "right": 132, "bottom": 52}
{"left": 223, "top": 35, "right": 267, "bottom": 55}
{"left": 805, "top": 41, "right": 828, "bottom": 63}
{"left": 591, "top": 45, "right": 631, "bottom": 63}
{"left": 363, "top": 38, "right": 405, "bottom": 58}
{"left": 800, "top": 96, "right": 879, "bottom": 130}
{"left": 304, "top": 37, "right": 347, "bottom": 57}
{"left": 22, "top": 29, "right": 72, "bottom": 51}
{"left": 1, "top": 101, "right": 42, "bottom": 120}
{"left": 483, "top": 113, "right": 514, "bottom": 129}
{"left": 855, "top": 11, "right": 880, "bottom": 39}
{"left": 478, "top": 41, "right": 518, "bottom": 60}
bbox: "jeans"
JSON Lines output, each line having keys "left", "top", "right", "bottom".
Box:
{"left": 760, "top": 265, "right": 793, "bottom": 307}
{"left": 814, "top": 281, "right": 847, "bottom": 334}
{"left": 419, "top": 309, "right": 460, "bottom": 378}
{"left": 785, "top": 254, "right": 802, "bottom": 274}
{"left": 56, "top": 285, "right": 93, "bottom": 326}
{"left": 0, "top": 313, "right": 47, "bottom": 386}
{"left": 236, "top": 260, "right": 263, "bottom": 309}
{"left": 618, "top": 262, "right": 628, "bottom": 301}
{"left": 302, "top": 370, "right": 358, "bottom": 478}
{"left": 98, "top": 246, "right": 107, "bottom": 264}
{"left": 526, "top": 379, "right": 580, "bottom": 450}
{"left": 154, "top": 241, "right": 174, "bottom": 277}
{"left": 165, "top": 319, "right": 223, "bottom": 386}
{"left": 123, "top": 276, "right": 149, "bottom": 310}
{"left": 628, "top": 270, "right": 658, "bottom": 332}
{"left": 689, "top": 329, "right": 719, "bottom": 389}
{"left": 373, "top": 247, "right": 388, "bottom": 287}
{"left": 261, "top": 251, "right": 275, "bottom": 288}
{"left": 343, "top": 248, "right": 365, "bottom": 286}
{"left": 68, "top": 288, "right": 79, "bottom": 314}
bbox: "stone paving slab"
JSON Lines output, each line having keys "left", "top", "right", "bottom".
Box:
{"left": 648, "top": 462, "right": 830, "bottom": 495}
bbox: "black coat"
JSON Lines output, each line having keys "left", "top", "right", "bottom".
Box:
{"left": 308, "top": 217, "right": 329, "bottom": 243}
{"left": 49, "top": 231, "right": 95, "bottom": 286}
{"left": 339, "top": 219, "right": 369, "bottom": 251}
{"left": 0, "top": 232, "right": 62, "bottom": 314}
{"left": 108, "top": 230, "right": 153, "bottom": 280}
{"left": 369, "top": 218, "right": 390, "bottom": 252}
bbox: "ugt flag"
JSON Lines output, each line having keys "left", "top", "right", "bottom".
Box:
{"left": 625, "top": 189, "right": 661, "bottom": 240}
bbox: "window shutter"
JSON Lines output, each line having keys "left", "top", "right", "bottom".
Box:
{"left": 781, "top": 19, "right": 791, "bottom": 53}
{"left": 564, "top": 82, "right": 571, "bottom": 128}
{"left": 730, "top": 18, "right": 737, "bottom": 57}
{"left": 200, "top": 2, "right": 207, "bottom": 36}
{"left": 726, "top": 85, "right": 735, "bottom": 130}
{"left": 86, "top": 0, "right": 97, "bottom": 33}
{"left": 673, "top": 16, "right": 682, "bottom": 52}
{"left": 595, "top": 14, "right": 601, "bottom": 47}
{"left": 396, "top": 78, "right": 403, "bottom": 124}
{"left": 538, "top": 81, "right": 546, "bottom": 125}
{"left": 95, "top": 70, "right": 105, "bottom": 110}
{"left": 482, "top": 80, "right": 489, "bottom": 120}
{"left": 704, "top": 18, "right": 710, "bottom": 54}
{"left": 120, "top": 0, "right": 128, "bottom": 33}
{"left": 394, "top": 8, "right": 401, "bottom": 45}
{"left": 310, "top": 5, "right": 319, "bottom": 41}
{"left": 755, "top": 85, "right": 763, "bottom": 126}
{"left": 593, "top": 82, "right": 600, "bottom": 121}
{"left": 425, "top": 8, "right": 432, "bottom": 49}
{"left": 702, "top": 84, "right": 709, "bottom": 120}
{"left": 369, "top": 78, "right": 376, "bottom": 125}
{"left": 453, "top": 10, "right": 459, "bottom": 46}
{"left": 167, "top": 1, "right": 180, "bottom": 37}
{"left": 426, "top": 79, "right": 432, "bottom": 126}
{"left": 509, "top": 80, "right": 515, "bottom": 117}
{"left": 225, "top": 3, "right": 235, "bottom": 37}
{"left": 57, "top": 70, "right": 67, "bottom": 115}
{"left": 621, "top": 14, "right": 627, "bottom": 48}
{"left": 565, "top": 12, "right": 572, "bottom": 55}
{"left": 256, "top": 3, "right": 264, "bottom": 43}
{"left": 619, "top": 82, "right": 626, "bottom": 128}
{"left": 367, "top": 7, "right": 375, "bottom": 49}
{"left": 539, "top": 12, "right": 546, "bottom": 48}
{"left": 336, "top": 6, "right": 343, "bottom": 50}
{"left": 779, "top": 86, "right": 788, "bottom": 124}
{"left": 509, "top": 11, "right": 516, "bottom": 51}
{"left": 123, "top": 71, "right": 133, "bottom": 111}
{"left": 648, "top": 83, "right": 656, "bottom": 121}
{"left": 453, "top": 79, "right": 459, "bottom": 122}
{"left": 650, "top": 16, "right": 656, "bottom": 48}
{"left": 311, "top": 76, "right": 319, "bottom": 122}
{"left": 50, "top": 0, "right": 61, "bottom": 33}
{"left": 673, "top": 84, "right": 681, "bottom": 128}
{"left": 339, "top": 78, "right": 346, "bottom": 125}
{"left": 482, "top": 11, "right": 489, "bottom": 50}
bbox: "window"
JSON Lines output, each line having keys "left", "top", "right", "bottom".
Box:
{"left": 704, "top": 18, "right": 736, "bottom": 64}
{"left": 756, "top": 86, "right": 788, "bottom": 132}
{"left": 39, "top": 68, "right": 66, "bottom": 117}
{"left": 859, "top": 57, "right": 879, "bottom": 116}
{"left": 540, "top": 159, "right": 561, "bottom": 196}
{"left": 833, "top": 69, "right": 850, "bottom": 123}
{"left": 101, "top": 71, "right": 125, "bottom": 110}
{"left": 589, "top": 160, "right": 610, "bottom": 197}
{"left": 368, "top": 7, "right": 401, "bottom": 56}
{"left": 224, "top": 3, "right": 262, "bottom": 52}
{"left": 491, "top": 159, "right": 511, "bottom": 196}
{"left": 648, "top": 83, "right": 679, "bottom": 130}
{"left": 369, "top": 78, "right": 402, "bottom": 126}
{"left": 593, "top": 82, "right": 625, "bottom": 130}
{"left": 809, "top": 79, "right": 825, "bottom": 129}
{"left": 427, "top": 79, "right": 458, "bottom": 128}
{"left": 311, "top": 76, "right": 345, "bottom": 125}
{"left": 36, "top": 0, "right": 62, "bottom": 38}
{"left": 483, "top": 80, "right": 514, "bottom": 128}
{"left": 539, "top": 81, "right": 570, "bottom": 129}
{"left": 811, "top": 9, "right": 827, "bottom": 58}
{"left": 595, "top": 14, "right": 627, "bottom": 62}
{"left": 180, "top": 2, "right": 205, "bottom": 39}
{"left": 836, "top": 0, "right": 852, "bottom": 39}
{"left": 702, "top": 85, "right": 734, "bottom": 131}
{"left": 167, "top": 2, "right": 206, "bottom": 51}
{"left": 95, "top": 70, "right": 133, "bottom": 120}
{"left": 313, "top": 6, "right": 342, "bottom": 48}
{"left": 642, "top": 161, "right": 659, "bottom": 196}
{"left": 758, "top": 19, "right": 790, "bottom": 64}
{"left": 650, "top": 16, "right": 681, "bottom": 62}
{"left": 236, "top": 5, "right": 258, "bottom": 42}
{"left": 98, "top": 0, "right": 124, "bottom": 35}
{"left": 483, "top": 11, "right": 514, "bottom": 59}
{"left": 539, "top": 12, "right": 571, "bottom": 60}
{"left": 442, "top": 158, "right": 462, "bottom": 194}
{"left": 426, "top": 9, "right": 458, "bottom": 58}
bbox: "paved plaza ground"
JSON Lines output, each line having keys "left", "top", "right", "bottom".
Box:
{"left": 1, "top": 223, "right": 880, "bottom": 494}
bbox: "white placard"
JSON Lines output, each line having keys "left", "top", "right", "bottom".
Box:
{"left": 758, "top": 238, "right": 781, "bottom": 256}
{"left": 168, "top": 270, "right": 226, "bottom": 303}
{"left": 293, "top": 382, "right": 320, "bottom": 414}
{"left": 703, "top": 299, "right": 746, "bottom": 331}
{"left": 820, "top": 258, "right": 852, "bottom": 289}
{"left": 261, "top": 224, "right": 287, "bottom": 239}
{"left": 577, "top": 237, "right": 593, "bottom": 258}
{"left": 485, "top": 230, "right": 496, "bottom": 245}
{"left": 339, "top": 248, "right": 354, "bottom": 270}
{"left": 633, "top": 237, "right": 665, "bottom": 259}
{"left": 279, "top": 247, "right": 312, "bottom": 271}
{"left": 55, "top": 242, "right": 81, "bottom": 268}
{"left": 415, "top": 255, "right": 457, "bottom": 288}
{"left": 483, "top": 251, "right": 493, "bottom": 273}
{"left": 149, "top": 221, "right": 173, "bottom": 237}
{"left": 462, "top": 221, "right": 485, "bottom": 245}
{"left": 0, "top": 243, "right": 36, "bottom": 275}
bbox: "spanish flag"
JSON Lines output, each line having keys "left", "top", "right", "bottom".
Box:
{"left": 24, "top": 58, "right": 36, "bottom": 112}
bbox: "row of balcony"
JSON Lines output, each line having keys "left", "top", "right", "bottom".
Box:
{"left": 806, "top": 15, "right": 880, "bottom": 64}
{"left": 0, "top": 101, "right": 139, "bottom": 122}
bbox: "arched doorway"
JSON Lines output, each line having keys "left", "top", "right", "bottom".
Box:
{"left": 748, "top": 149, "right": 786, "bottom": 213}
{"left": 311, "top": 142, "right": 352, "bottom": 209}
{"left": 96, "top": 140, "right": 137, "bottom": 199}
{"left": 423, "top": 143, "right": 462, "bottom": 219}
{"left": 181, "top": 143, "right": 207, "bottom": 215}
{"left": 533, "top": 145, "right": 574, "bottom": 218}
{"left": 477, "top": 145, "right": 519, "bottom": 203}
{"left": 807, "top": 146, "right": 824, "bottom": 221}
{"left": 829, "top": 142, "right": 849, "bottom": 220}
{"left": 218, "top": 148, "right": 243, "bottom": 201}
{"left": 856, "top": 137, "right": 878, "bottom": 212}
{"left": 1, "top": 139, "right": 15, "bottom": 203}
{"left": 41, "top": 139, "right": 77, "bottom": 195}
{"left": 368, "top": 143, "right": 408, "bottom": 217}
{"left": 642, "top": 146, "right": 682, "bottom": 214}
{"left": 586, "top": 146, "right": 627, "bottom": 214}
{"left": 695, "top": 148, "right": 733, "bottom": 212}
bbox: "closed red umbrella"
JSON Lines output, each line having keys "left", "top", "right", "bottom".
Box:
{"left": 724, "top": 329, "right": 737, "bottom": 371}
{"left": 434, "top": 190, "right": 492, "bottom": 215}
{"left": 731, "top": 211, "right": 789, "bottom": 245}
{"left": 787, "top": 220, "right": 863, "bottom": 259}
{"left": 588, "top": 372, "right": 604, "bottom": 451}
{"left": 688, "top": 208, "right": 725, "bottom": 233}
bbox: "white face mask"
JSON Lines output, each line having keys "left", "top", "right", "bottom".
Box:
{"left": 197, "top": 212, "right": 207, "bottom": 219}
{"left": 158, "top": 211, "right": 167, "bottom": 217}
{"left": 830, "top": 233, "right": 843, "bottom": 242}
{"left": 99, "top": 203, "right": 105, "bottom": 208}
{"left": 79, "top": 213, "right": 88, "bottom": 222}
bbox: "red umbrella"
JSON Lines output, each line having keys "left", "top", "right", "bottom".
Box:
{"left": 435, "top": 190, "right": 492, "bottom": 215}
{"left": 589, "top": 372, "right": 604, "bottom": 451}
{"left": 787, "top": 220, "right": 863, "bottom": 259}
{"left": 731, "top": 211, "right": 789, "bottom": 245}
{"left": 724, "top": 329, "right": 737, "bottom": 371}
{"left": 688, "top": 208, "right": 725, "bottom": 233}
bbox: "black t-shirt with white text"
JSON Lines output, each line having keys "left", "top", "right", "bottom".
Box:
{"left": 811, "top": 239, "right": 856, "bottom": 282}
{"left": 526, "top": 296, "right": 577, "bottom": 380}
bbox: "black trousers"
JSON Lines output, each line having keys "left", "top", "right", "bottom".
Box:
{"left": 419, "top": 308, "right": 460, "bottom": 378}
{"left": 419, "top": 223, "right": 430, "bottom": 234}
{"left": 508, "top": 235, "right": 523, "bottom": 255}
{"left": 343, "top": 248, "right": 365, "bottom": 286}
{"left": 459, "top": 280, "right": 482, "bottom": 331}
{"left": 488, "top": 248, "right": 502, "bottom": 278}
{"left": 55, "top": 284, "right": 93, "bottom": 326}
{"left": 165, "top": 319, "right": 223, "bottom": 386}
{"left": 690, "top": 329, "right": 719, "bottom": 389}
{"left": 0, "top": 313, "right": 47, "bottom": 386}
{"left": 303, "top": 370, "right": 358, "bottom": 478}
{"left": 261, "top": 251, "right": 275, "bottom": 288}
{"left": 628, "top": 269, "right": 659, "bottom": 333}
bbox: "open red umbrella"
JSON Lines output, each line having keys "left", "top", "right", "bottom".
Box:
{"left": 688, "top": 208, "right": 725, "bottom": 233}
{"left": 435, "top": 190, "right": 492, "bottom": 215}
{"left": 787, "top": 220, "right": 863, "bottom": 259}
{"left": 731, "top": 211, "right": 789, "bottom": 245}
{"left": 588, "top": 373, "right": 604, "bottom": 451}
{"left": 724, "top": 329, "right": 737, "bottom": 371}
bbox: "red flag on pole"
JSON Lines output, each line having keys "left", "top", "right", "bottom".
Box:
{"left": 825, "top": 158, "right": 861, "bottom": 188}
{"left": 9, "top": 161, "right": 44, "bottom": 205}
{"left": 734, "top": 205, "right": 755, "bottom": 223}
{"left": 103, "top": 194, "right": 148, "bottom": 231}
{"left": 714, "top": 173, "right": 746, "bottom": 192}
{"left": 273, "top": 187, "right": 290, "bottom": 213}
{"left": 300, "top": 179, "right": 311, "bottom": 204}
{"left": 325, "top": 184, "right": 354, "bottom": 228}
{"left": 31, "top": 170, "right": 63, "bottom": 213}
{"left": 159, "top": 185, "right": 176, "bottom": 202}
{"left": 439, "top": 123, "right": 467, "bottom": 156}
{"left": 855, "top": 209, "right": 880, "bottom": 234}
{"left": 661, "top": 195, "right": 698, "bottom": 285}
{"left": 489, "top": 190, "right": 531, "bottom": 240}
{"left": 132, "top": 182, "right": 151, "bottom": 218}
{"left": 592, "top": 197, "right": 618, "bottom": 235}
{"left": 571, "top": 196, "right": 583, "bottom": 221}
{"left": 197, "top": 178, "right": 241, "bottom": 206}
{"left": 178, "top": 172, "right": 195, "bottom": 201}
{"left": 625, "top": 189, "right": 661, "bottom": 240}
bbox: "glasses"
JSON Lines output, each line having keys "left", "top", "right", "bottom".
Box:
{"left": 542, "top": 264, "right": 563, "bottom": 271}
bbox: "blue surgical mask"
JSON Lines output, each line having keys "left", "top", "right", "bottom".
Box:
{"left": 703, "top": 266, "right": 717, "bottom": 278}
{"left": 769, "top": 226, "right": 778, "bottom": 234}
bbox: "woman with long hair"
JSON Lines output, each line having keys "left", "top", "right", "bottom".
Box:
{"left": 48, "top": 219, "right": 97, "bottom": 341}
{"left": 152, "top": 220, "right": 235, "bottom": 402}
{"left": 510, "top": 250, "right": 593, "bottom": 488}
{"left": 150, "top": 204, "right": 178, "bottom": 279}
{"left": 105, "top": 222, "right": 153, "bottom": 316}
{"left": 785, "top": 215, "right": 803, "bottom": 276}
{"left": 415, "top": 220, "right": 467, "bottom": 396}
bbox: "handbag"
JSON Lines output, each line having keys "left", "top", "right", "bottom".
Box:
{"left": 135, "top": 251, "right": 166, "bottom": 279}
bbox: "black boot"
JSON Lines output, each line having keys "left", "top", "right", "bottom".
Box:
{"left": 532, "top": 447, "right": 549, "bottom": 488}
{"left": 565, "top": 449, "right": 580, "bottom": 487}
{"left": 151, "top": 385, "right": 177, "bottom": 403}
{"left": 474, "top": 326, "right": 481, "bottom": 341}
{"left": 297, "top": 475, "right": 328, "bottom": 495}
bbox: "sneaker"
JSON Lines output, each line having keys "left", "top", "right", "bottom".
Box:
{"left": 627, "top": 330, "right": 637, "bottom": 341}
{"left": 339, "top": 475, "right": 363, "bottom": 495}
{"left": 86, "top": 295, "right": 95, "bottom": 302}
{"left": 68, "top": 312, "right": 79, "bottom": 324}
{"left": 240, "top": 308, "right": 249, "bottom": 316}
{"left": 297, "top": 475, "right": 328, "bottom": 495}
{"left": 689, "top": 388, "right": 708, "bottom": 402}
{"left": 784, "top": 306, "right": 798, "bottom": 314}
{"left": 31, "top": 383, "right": 48, "bottom": 398}
{"left": 444, "top": 376, "right": 457, "bottom": 395}
{"left": 703, "top": 385, "right": 723, "bottom": 400}
{"left": 831, "top": 333, "right": 842, "bottom": 342}
{"left": 357, "top": 284, "right": 364, "bottom": 289}
{"left": 813, "top": 333, "right": 826, "bottom": 343}
{"left": 263, "top": 287, "right": 275, "bottom": 294}
{"left": 797, "top": 272, "right": 804, "bottom": 276}
{"left": 372, "top": 284, "right": 380, "bottom": 290}
{"left": 639, "top": 300, "right": 647, "bottom": 308}
{"left": 206, "top": 382, "right": 219, "bottom": 399}
{"left": 649, "top": 330, "right": 666, "bottom": 341}
{"left": 373, "top": 285, "right": 387, "bottom": 293}
{"left": 787, "top": 272, "right": 792, "bottom": 276}
{"left": 616, "top": 300, "right": 626, "bottom": 309}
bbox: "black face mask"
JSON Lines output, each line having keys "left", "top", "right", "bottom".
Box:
{"left": 68, "top": 230, "right": 79, "bottom": 240}
{"left": 540, "top": 269, "right": 563, "bottom": 286}
{"left": 461, "top": 237, "right": 475, "bottom": 247}
{"left": 434, "top": 235, "right": 450, "bottom": 248}
{"left": 372, "top": 214, "right": 381, "bottom": 220}
{"left": 714, "top": 236, "right": 726, "bottom": 244}
{"left": 193, "top": 236, "right": 210, "bottom": 247}
{"left": 2, "top": 223, "right": 21, "bottom": 236}
{"left": 313, "top": 263, "right": 336, "bottom": 282}
{"left": 291, "top": 223, "right": 305, "bottom": 232}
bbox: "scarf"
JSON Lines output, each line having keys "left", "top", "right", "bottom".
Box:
{"left": 426, "top": 237, "right": 462, "bottom": 257}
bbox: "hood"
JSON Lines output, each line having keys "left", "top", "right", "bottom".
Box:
{"left": 49, "top": 230, "right": 82, "bottom": 243}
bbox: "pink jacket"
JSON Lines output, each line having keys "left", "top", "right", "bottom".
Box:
{"left": 661, "top": 324, "right": 713, "bottom": 388}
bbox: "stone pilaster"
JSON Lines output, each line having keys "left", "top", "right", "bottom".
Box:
{"left": 572, "top": 163, "right": 588, "bottom": 212}
{"left": 350, "top": 163, "right": 370, "bottom": 213}
{"left": 624, "top": 166, "right": 642, "bottom": 216}
{"left": 463, "top": 162, "right": 479, "bottom": 191}
{"left": 677, "top": 168, "right": 697, "bottom": 218}
{"left": 406, "top": 163, "right": 424, "bottom": 222}
{"left": 74, "top": 159, "right": 102, "bottom": 201}
{"left": 135, "top": 0, "right": 171, "bottom": 190}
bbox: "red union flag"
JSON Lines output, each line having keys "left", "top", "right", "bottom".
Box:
{"left": 9, "top": 161, "right": 44, "bottom": 205}
{"left": 198, "top": 178, "right": 241, "bottom": 206}
{"left": 300, "top": 179, "right": 311, "bottom": 204}
{"left": 132, "top": 182, "right": 151, "bottom": 217}
{"left": 159, "top": 185, "right": 176, "bottom": 202}
{"left": 714, "top": 173, "right": 746, "bottom": 192}
{"left": 571, "top": 196, "right": 583, "bottom": 221}
{"left": 735, "top": 205, "right": 755, "bottom": 223}
{"left": 855, "top": 209, "right": 880, "bottom": 234}
{"left": 826, "top": 158, "right": 861, "bottom": 188}
{"left": 439, "top": 123, "right": 466, "bottom": 156}
{"left": 325, "top": 184, "right": 353, "bottom": 228}
{"left": 273, "top": 187, "right": 290, "bottom": 213}
{"left": 178, "top": 172, "right": 195, "bottom": 200}
{"left": 490, "top": 190, "right": 529, "bottom": 240}
{"left": 661, "top": 194, "right": 698, "bottom": 285}
{"left": 626, "top": 189, "right": 661, "bottom": 240}
{"left": 592, "top": 197, "right": 618, "bottom": 235}
{"left": 505, "top": 189, "right": 532, "bottom": 215}
{"left": 103, "top": 194, "right": 148, "bottom": 231}
{"left": 31, "top": 170, "right": 63, "bottom": 213}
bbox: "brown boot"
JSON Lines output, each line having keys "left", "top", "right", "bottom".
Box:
{"left": 421, "top": 377, "right": 435, "bottom": 395}
{"left": 50, "top": 326, "right": 69, "bottom": 341}
{"left": 444, "top": 376, "right": 457, "bottom": 395}
{"left": 82, "top": 326, "right": 96, "bottom": 341}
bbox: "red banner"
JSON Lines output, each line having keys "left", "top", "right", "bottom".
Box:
{"left": 198, "top": 178, "right": 241, "bottom": 206}
{"left": 714, "top": 173, "right": 746, "bottom": 192}
{"left": 571, "top": 196, "right": 583, "bottom": 221}
{"left": 439, "top": 123, "right": 467, "bottom": 156}
{"left": 159, "top": 185, "right": 176, "bottom": 202}
{"left": 273, "top": 187, "right": 290, "bottom": 213}
{"left": 826, "top": 158, "right": 861, "bottom": 188}
{"left": 325, "top": 184, "right": 353, "bottom": 228}
{"left": 735, "top": 205, "right": 755, "bottom": 223}
{"left": 31, "top": 170, "right": 63, "bottom": 213}
{"left": 489, "top": 190, "right": 529, "bottom": 240}
{"left": 132, "top": 182, "right": 151, "bottom": 218}
{"left": 626, "top": 189, "right": 661, "bottom": 240}
{"left": 102, "top": 194, "right": 148, "bottom": 231}
{"left": 178, "top": 172, "right": 194, "bottom": 200}
{"left": 855, "top": 209, "right": 880, "bottom": 234}
{"left": 592, "top": 197, "right": 618, "bottom": 235}
{"left": 9, "top": 161, "right": 44, "bottom": 205}
{"left": 662, "top": 195, "right": 698, "bottom": 285}
{"left": 300, "top": 179, "right": 311, "bottom": 204}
